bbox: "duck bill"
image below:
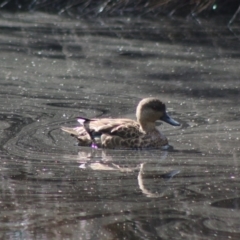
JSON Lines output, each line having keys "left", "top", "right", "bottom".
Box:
{"left": 160, "top": 112, "right": 180, "bottom": 126}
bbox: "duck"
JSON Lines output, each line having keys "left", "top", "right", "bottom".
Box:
{"left": 61, "top": 97, "right": 180, "bottom": 149}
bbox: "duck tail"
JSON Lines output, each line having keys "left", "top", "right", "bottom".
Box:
{"left": 61, "top": 126, "right": 79, "bottom": 136}
{"left": 76, "top": 117, "right": 91, "bottom": 125}
{"left": 76, "top": 117, "right": 98, "bottom": 145}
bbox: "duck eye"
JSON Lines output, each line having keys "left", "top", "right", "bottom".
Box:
{"left": 152, "top": 105, "right": 159, "bottom": 111}
{"left": 151, "top": 103, "right": 165, "bottom": 112}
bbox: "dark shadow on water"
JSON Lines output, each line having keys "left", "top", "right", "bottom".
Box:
{"left": 212, "top": 198, "right": 240, "bottom": 209}
{"left": 119, "top": 50, "right": 158, "bottom": 58}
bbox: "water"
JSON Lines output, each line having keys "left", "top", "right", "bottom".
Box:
{"left": 0, "top": 12, "right": 240, "bottom": 239}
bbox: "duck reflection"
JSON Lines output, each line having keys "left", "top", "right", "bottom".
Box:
{"left": 76, "top": 148, "right": 180, "bottom": 198}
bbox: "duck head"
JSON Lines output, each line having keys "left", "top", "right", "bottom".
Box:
{"left": 136, "top": 97, "right": 180, "bottom": 131}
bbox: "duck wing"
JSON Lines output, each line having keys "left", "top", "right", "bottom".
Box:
{"left": 109, "top": 123, "right": 142, "bottom": 138}
{"left": 87, "top": 118, "right": 141, "bottom": 138}
{"left": 61, "top": 118, "right": 142, "bottom": 148}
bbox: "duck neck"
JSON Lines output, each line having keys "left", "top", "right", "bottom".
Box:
{"left": 139, "top": 120, "right": 156, "bottom": 133}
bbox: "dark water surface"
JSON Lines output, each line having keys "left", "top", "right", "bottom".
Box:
{"left": 0, "top": 12, "right": 240, "bottom": 239}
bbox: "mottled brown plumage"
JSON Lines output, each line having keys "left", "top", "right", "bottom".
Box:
{"left": 61, "top": 97, "right": 180, "bottom": 149}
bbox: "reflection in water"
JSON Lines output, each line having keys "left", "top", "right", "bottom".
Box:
{"left": 0, "top": 12, "right": 240, "bottom": 239}
{"left": 77, "top": 149, "right": 180, "bottom": 198}
{"left": 138, "top": 163, "right": 180, "bottom": 198}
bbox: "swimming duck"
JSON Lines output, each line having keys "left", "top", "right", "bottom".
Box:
{"left": 61, "top": 97, "right": 180, "bottom": 149}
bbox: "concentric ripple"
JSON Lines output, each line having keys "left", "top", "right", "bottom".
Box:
{"left": 0, "top": 12, "right": 240, "bottom": 239}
